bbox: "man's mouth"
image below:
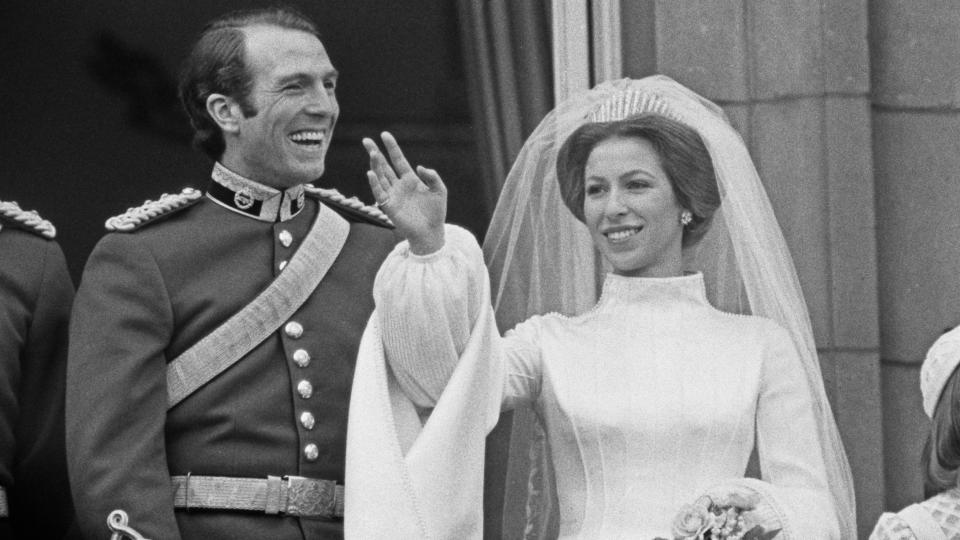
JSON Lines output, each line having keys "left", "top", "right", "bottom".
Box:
{"left": 288, "top": 130, "right": 326, "bottom": 147}
{"left": 604, "top": 226, "right": 642, "bottom": 243}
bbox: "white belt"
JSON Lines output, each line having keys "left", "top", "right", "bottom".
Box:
{"left": 171, "top": 475, "right": 343, "bottom": 519}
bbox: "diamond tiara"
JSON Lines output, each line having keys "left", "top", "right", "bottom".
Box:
{"left": 588, "top": 90, "right": 682, "bottom": 123}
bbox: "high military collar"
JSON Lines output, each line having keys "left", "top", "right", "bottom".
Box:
{"left": 206, "top": 162, "right": 306, "bottom": 222}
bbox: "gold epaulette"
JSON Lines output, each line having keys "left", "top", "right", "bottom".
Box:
{"left": 106, "top": 187, "right": 203, "bottom": 232}
{"left": 303, "top": 185, "right": 393, "bottom": 228}
{"left": 0, "top": 200, "right": 56, "bottom": 239}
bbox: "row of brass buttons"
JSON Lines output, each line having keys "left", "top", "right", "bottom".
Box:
{"left": 284, "top": 319, "right": 318, "bottom": 461}
{"left": 277, "top": 229, "right": 293, "bottom": 271}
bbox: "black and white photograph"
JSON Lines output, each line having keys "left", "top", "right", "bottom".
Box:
{"left": 1, "top": 2, "right": 958, "bottom": 539}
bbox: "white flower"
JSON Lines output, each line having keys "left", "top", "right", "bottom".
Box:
{"left": 672, "top": 503, "right": 714, "bottom": 539}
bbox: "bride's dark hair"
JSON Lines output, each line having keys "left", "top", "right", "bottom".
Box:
{"left": 556, "top": 113, "right": 720, "bottom": 247}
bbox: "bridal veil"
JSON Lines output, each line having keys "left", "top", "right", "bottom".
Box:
{"left": 482, "top": 75, "right": 857, "bottom": 539}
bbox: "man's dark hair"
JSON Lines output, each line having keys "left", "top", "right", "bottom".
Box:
{"left": 178, "top": 7, "right": 321, "bottom": 159}
{"left": 556, "top": 113, "right": 720, "bottom": 247}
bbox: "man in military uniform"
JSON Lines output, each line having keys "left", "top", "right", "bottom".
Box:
{"left": 0, "top": 202, "right": 77, "bottom": 539}
{"left": 66, "top": 8, "right": 396, "bottom": 539}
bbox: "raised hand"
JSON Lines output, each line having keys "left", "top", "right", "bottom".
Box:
{"left": 362, "top": 131, "right": 447, "bottom": 255}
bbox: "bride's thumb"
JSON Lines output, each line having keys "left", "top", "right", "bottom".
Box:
{"left": 417, "top": 166, "right": 445, "bottom": 192}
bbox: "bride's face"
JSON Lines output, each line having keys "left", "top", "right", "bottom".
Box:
{"left": 583, "top": 136, "right": 685, "bottom": 278}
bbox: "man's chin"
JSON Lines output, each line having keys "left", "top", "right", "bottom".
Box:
{"left": 290, "top": 162, "right": 325, "bottom": 184}
{"left": 305, "top": 166, "right": 325, "bottom": 183}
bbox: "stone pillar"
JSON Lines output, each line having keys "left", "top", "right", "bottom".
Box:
{"left": 870, "top": 0, "right": 960, "bottom": 512}
{"left": 621, "top": 2, "right": 883, "bottom": 535}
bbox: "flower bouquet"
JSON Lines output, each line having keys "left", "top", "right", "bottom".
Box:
{"left": 655, "top": 494, "right": 781, "bottom": 540}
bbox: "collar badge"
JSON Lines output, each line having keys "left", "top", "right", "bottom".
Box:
{"left": 234, "top": 188, "right": 255, "bottom": 210}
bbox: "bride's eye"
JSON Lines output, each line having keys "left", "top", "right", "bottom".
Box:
{"left": 585, "top": 184, "right": 605, "bottom": 196}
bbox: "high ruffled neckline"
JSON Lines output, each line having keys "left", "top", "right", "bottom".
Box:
{"left": 599, "top": 272, "right": 709, "bottom": 307}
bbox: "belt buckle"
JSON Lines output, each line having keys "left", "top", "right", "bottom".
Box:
{"left": 283, "top": 476, "right": 335, "bottom": 518}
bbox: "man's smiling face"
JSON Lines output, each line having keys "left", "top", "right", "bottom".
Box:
{"left": 225, "top": 24, "right": 339, "bottom": 188}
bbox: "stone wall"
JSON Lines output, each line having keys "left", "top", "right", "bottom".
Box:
{"left": 871, "top": 0, "right": 960, "bottom": 514}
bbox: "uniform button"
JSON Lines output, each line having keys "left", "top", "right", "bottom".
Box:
{"left": 279, "top": 230, "right": 293, "bottom": 247}
{"left": 292, "top": 349, "right": 311, "bottom": 367}
{"left": 304, "top": 443, "right": 319, "bottom": 461}
{"left": 284, "top": 321, "right": 303, "bottom": 339}
{"left": 297, "top": 380, "right": 313, "bottom": 399}
{"left": 300, "top": 411, "right": 316, "bottom": 430}
{"left": 278, "top": 260, "right": 288, "bottom": 271}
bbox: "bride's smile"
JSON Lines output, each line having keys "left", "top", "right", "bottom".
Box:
{"left": 602, "top": 225, "right": 642, "bottom": 243}
{"left": 583, "top": 136, "right": 685, "bottom": 278}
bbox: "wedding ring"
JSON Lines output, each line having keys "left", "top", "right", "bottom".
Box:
{"left": 375, "top": 199, "right": 391, "bottom": 208}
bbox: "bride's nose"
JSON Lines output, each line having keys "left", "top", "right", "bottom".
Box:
{"left": 604, "top": 189, "right": 629, "bottom": 217}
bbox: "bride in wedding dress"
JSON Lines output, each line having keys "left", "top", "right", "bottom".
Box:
{"left": 344, "top": 76, "right": 856, "bottom": 539}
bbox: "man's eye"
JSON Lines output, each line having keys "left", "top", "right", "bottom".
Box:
{"left": 324, "top": 80, "right": 337, "bottom": 90}
{"left": 283, "top": 83, "right": 303, "bottom": 92}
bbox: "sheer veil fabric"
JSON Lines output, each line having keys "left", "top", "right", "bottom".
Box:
{"left": 482, "top": 76, "right": 856, "bottom": 538}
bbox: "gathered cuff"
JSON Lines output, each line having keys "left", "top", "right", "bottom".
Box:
{"left": 405, "top": 244, "right": 447, "bottom": 262}
{"left": 373, "top": 224, "right": 486, "bottom": 408}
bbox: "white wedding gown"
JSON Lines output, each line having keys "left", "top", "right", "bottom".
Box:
{"left": 348, "top": 225, "right": 839, "bottom": 539}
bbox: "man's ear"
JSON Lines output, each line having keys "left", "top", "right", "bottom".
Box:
{"left": 206, "top": 93, "right": 244, "bottom": 134}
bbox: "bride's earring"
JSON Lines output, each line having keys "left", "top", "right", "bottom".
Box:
{"left": 680, "top": 210, "right": 693, "bottom": 226}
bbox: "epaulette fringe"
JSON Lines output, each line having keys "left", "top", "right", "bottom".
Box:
{"left": 0, "top": 200, "right": 56, "bottom": 239}
{"left": 106, "top": 188, "right": 203, "bottom": 232}
{"left": 303, "top": 185, "right": 393, "bottom": 228}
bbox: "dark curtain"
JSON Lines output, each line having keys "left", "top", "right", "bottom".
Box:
{"left": 455, "top": 2, "right": 554, "bottom": 538}
{"left": 456, "top": 0, "right": 553, "bottom": 211}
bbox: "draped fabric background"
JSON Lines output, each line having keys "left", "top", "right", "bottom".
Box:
{"left": 454, "top": 3, "right": 553, "bottom": 536}
{"left": 455, "top": 0, "right": 554, "bottom": 212}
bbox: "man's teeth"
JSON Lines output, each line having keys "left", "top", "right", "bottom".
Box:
{"left": 290, "top": 131, "right": 324, "bottom": 144}
{"left": 606, "top": 228, "right": 640, "bottom": 241}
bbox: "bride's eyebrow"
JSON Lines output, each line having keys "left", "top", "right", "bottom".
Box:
{"left": 619, "top": 169, "right": 657, "bottom": 180}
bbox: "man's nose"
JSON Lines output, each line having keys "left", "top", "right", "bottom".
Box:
{"left": 304, "top": 88, "right": 337, "bottom": 116}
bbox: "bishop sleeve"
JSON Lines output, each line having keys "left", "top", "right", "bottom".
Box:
{"left": 374, "top": 224, "right": 542, "bottom": 409}
{"left": 746, "top": 322, "right": 842, "bottom": 539}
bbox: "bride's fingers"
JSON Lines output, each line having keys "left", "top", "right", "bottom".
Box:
{"left": 361, "top": 137, "right": 378, "bottom": 153}
{"left": 375, "top": 165, "right": 392, "bottom": 196}
{"left": 361, "top": 137, "right": 380, "bottom": 170}
{"left": 380, "top": 132, "right": 415, "bottom": 178}
{"left": 362, "top": 137, "right": 398, "bottom": 184}
{"left": 367, "top": 170, "right": 383, "bottom": 199}
{"left": 367, "top": 170, "right": 391, "bottom": 206}
{"left": 416, "top": 166, "right": 445, "bottom": 192}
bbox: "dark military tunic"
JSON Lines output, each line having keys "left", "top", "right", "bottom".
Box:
{"left": 66, "top": 171, "right": 396, "bottom": 540}
{"left": 0, "top": 207, "right": 76, "bottom": 539}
